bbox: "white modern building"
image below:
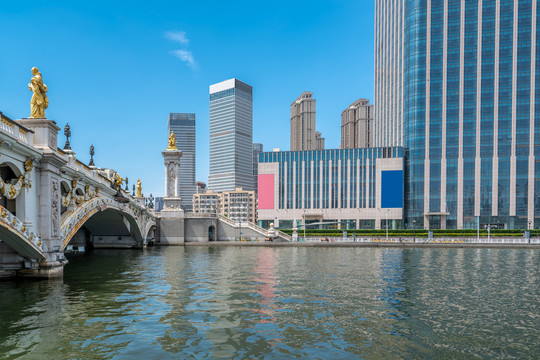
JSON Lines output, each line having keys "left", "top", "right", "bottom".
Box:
{"left": 208, "top": 79, "right": 254, "bottom": 192}
{"left": 373, "top": 0, "right": 403, "bottom": 148}
{"left": 257, "top": 148, "right": 404, "bottom": 230}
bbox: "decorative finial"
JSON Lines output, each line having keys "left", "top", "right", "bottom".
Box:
{"left": 63, "top": 124, "right": 71, "bottom": 150}
{"left": 125, "top": 177, "right": 129, "bottom": 191}
{"left": 28, "top": 67, "right": 48, "bottom": 119}
{"left": 89, "top": 144, "right": 95, "bottom": 166}
{"left": 132, "top": 184, "right": 135, "bottom": 196}
{"left": 148, "top": 193, "right": 154, "bottom": 209}
{"left": 167, "top": 131, "right": 178, "bottom": 150}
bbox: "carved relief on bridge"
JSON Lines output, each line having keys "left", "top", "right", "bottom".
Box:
{"left": 51, "top": 179, "right": 59, "bottom": 237}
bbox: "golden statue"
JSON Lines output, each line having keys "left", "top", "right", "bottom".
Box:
{"left": 136, "top": 178, "right": 142, "bottom": 197}
{"left": 114, "top": 173, "right": 126, "bottom": 191}
{"left": 28, "top": 67, "right": 48, "bottom": 118}
{"left": 167, "top": 131, "right": 178, "bottom": 150}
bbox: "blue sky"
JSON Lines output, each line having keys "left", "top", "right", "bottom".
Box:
{"left": 0, "top": 0, "right": 374, "bottom": 197}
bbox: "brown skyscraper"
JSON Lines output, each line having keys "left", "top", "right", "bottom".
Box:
{"left": 341, "top": 98, "right": 373, "bottom": 148}
{"left": 290, "top": 91, "right": 325, "bottom": 151}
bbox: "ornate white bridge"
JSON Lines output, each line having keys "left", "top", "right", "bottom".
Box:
{"left": 0, "top": 112, "right": 156, "bottom": 278}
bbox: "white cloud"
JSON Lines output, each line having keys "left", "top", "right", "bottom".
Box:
{"left": 165, "top": 31, "right": 189, "bottom": 45}
{"left": 171, "top": 50, "right": 197, "bottom": 70}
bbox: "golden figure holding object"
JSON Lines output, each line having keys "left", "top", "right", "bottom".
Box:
{"left": 167, "top": 132, "right": 178, "bottom": 150}
{"left": 136, "top": 179, "right": 142, "bottom": 197}
{"left": 28, "top": 67, "right": 48, "bottom": 118}
{"left": 114, "top": 173, "right": 126, "bottom": 191}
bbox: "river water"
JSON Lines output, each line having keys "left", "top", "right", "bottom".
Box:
{"left": 0, "top": 247, "right": 538, "bottom": 359}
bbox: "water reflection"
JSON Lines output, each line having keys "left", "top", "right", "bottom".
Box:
{"left": 0, "top": 247, "right": 538, "bottom": 359}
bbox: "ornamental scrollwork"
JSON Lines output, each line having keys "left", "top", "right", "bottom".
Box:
{"left": 0, "top": 160, "right": 35, "bottom": 199}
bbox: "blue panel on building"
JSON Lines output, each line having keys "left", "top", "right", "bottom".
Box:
{"left": 381, "top": 170, "right": 403, "bottom": 208}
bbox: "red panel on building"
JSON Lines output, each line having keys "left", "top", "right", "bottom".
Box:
{"left": 258, "top": 174, "right": 274, "bottom": 209}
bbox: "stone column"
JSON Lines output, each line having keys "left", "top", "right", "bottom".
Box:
{"left": 159, "top": 148, "right": 185, "bottom": 244}
{"left": 17, "top": 118, "right": 68, "bottom": 278}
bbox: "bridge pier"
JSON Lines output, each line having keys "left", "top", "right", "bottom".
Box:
{"left": 18, "top": 118, "right": 68, "bottom": 278}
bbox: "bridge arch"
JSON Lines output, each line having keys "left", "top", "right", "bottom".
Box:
{"left": 61, "top": 197, "right": 149, "bottom": 250}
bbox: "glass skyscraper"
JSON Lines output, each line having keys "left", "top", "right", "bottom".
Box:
{"left": 208, "top": 79, "right": 254, "bottom": 192}
{"left": 376, "top": 0, "right": 539, "bottom": 229}
{"left": 168, "top": 113, "right": 196, "bottom": 212}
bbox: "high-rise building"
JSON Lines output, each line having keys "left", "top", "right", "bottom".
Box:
{"left": 376, "top": 0, "right": 539, "bottom": 230}
{"left": 209, "top": 79, "right": 254, "bottom": 192}
{"left": 373, "top": 1, "right": 404, "bottom": 148}
{"left": 252, "top": 143, "right": 263, "bottom": 194}
{"left": 290, "top": 91, "right": 325, "bottom": 151}
{"left": 168, "top": 113, "right": 196, "bottom": 212}
{"left": 341, "top": 98, "right": 374, "bottom": 148}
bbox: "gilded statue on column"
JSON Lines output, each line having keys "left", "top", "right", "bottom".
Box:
{"left": 136, "top": 179, "right": 142, "bottom": 197}
{"left": 167, "top": 132, "right": 178, "bottom": 150}
{"left": 28, "top": 67, "right": 48, "bottom": 118}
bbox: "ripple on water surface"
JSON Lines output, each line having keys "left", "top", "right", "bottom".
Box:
{"left": 0, "top": 247, "right": 538, "bottom": 359}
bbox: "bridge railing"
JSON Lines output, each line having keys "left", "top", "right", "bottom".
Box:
{"left": 215, "top": 214, "right": 291, "bottom": 241}
{"left": 185, "top": 212, "right": 216, "bottom": 218}
{"left": 0, "top": 205, "right": 43, "bottom": 251}
{"left": 1, "top": 117, "right": 33, "bottom": 145}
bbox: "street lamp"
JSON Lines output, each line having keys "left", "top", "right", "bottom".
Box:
{"left": 485, "top": 224, "right": 492, "bottom": 243}
{"left": 528, "top": 218, "right": 532, "bottom": 244}
{"left": 386, "top": 209, "right": 389, "bottom": 242}
{"left": 303, "top": 209, "right": 306, "bottom": 241}
{"left": 413, "top": 219, "right": 416, "bottom": 243}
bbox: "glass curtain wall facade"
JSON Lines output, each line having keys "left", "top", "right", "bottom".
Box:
{"left": 253, "top": 143, "right": 263, "bottom": 194}
{"left": 258, "top": 147, "right": 404, "bottom": 229}
{"left": 400, "top": 0, "right": 539, "bottom": 229}
{"left": 168, "top": 113, "right": 196, "bottom": 212}
{"left": 209, "top": 79, "right": 255, "bottom": 192}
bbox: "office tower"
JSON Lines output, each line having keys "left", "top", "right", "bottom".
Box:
{"left": 376, "top": 0, "right": 539, "bottom": 229}
{"left": 168, "top": 113, "right": 196, "bottom": 212}
{"left": 154, "top": 197, "right": 164, "bottom": 212}
{"left": 252, "top": 143, "right": 263, "bottom": 194}
{"left": 341, "top": 98, "right": 374, "bottom": 148}
{"left": 290, "top": 91, "right": 325, "bottom": 151}
{"left": 373, "top": 1, "right": 404, "bottom": 148}
{"left": 209, "top": 79, "right": 254, "bottom": 192}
